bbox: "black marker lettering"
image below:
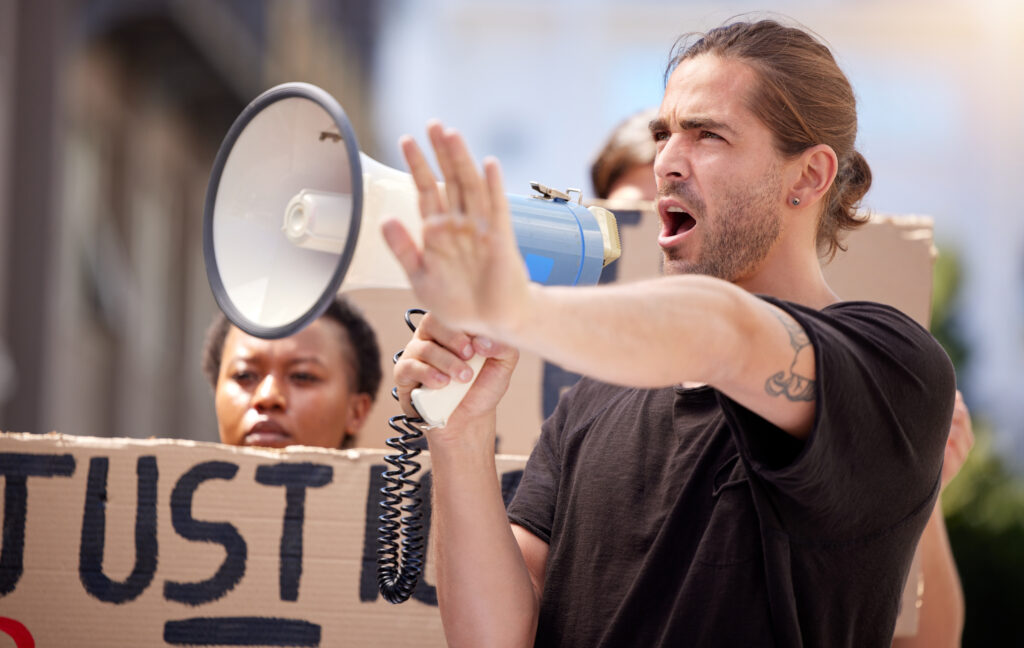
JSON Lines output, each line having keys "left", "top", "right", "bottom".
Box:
{"left": 164, "top": 616, "right": 320, "bottom": 646}
{"left": 164, "top": 461, "right": 245, "bottom": 605}
{"left": 254, "top": 462, "right": 333, "bottom": 602}
{"left": 0, "top": 453, "right": 75, "bottom": 596}
{"left": 79, "top": 456, "right": 158, "bottom": 603}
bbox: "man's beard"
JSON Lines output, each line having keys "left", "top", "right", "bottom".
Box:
{"left": 660, "top": 165, "right": 783, "bottom": 282}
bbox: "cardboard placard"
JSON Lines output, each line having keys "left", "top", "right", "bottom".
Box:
{"left": 0, "top": 432, "right": 526, "bottom": 647}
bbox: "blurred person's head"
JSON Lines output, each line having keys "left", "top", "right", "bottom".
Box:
{"left": 663, "top": 19, "right": 870, "bottom": 260}
{"left": 203, "top": 295, "right": 382, "bottom": 449}
{"left": 591, "top": 108, "right": 658, "bottom": 201}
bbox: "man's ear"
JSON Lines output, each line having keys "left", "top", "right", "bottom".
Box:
{"left": 787, "top": 144, "right": 838, "bottom": 208}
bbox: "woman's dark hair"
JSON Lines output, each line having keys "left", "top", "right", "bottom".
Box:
{"left": 202, "top": 295, "right": 382, "bottom": 399}
{"left": 667, "top": 19, "right": 872, "bottom": 259}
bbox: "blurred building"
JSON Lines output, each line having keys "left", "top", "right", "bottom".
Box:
{"left": 0, "top": 0, "right": 379, "bottom": 442}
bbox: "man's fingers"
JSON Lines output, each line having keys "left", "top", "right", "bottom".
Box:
{"left": 445, "top": 129, "right": 491, "bottom": 227}
{"left": 471, "top": 335, "right": 515, "bottom": 360}
{"left": 416, "top": 313, "right": 476, "bottom": 360}
{"left": 400, "top": 134, "right": 445, "bottom": 216}
{"left": 381, "top": 219, "right": 422, "bottom": 277}
{"left": 483, "top": 156, "right": 512, "bottom": 237}
{"left": 405, "top": 336, "right": 478, "bottom": 385}
{"left": 395, "top": 357, "right": 451, "bottom": 392}
{"left": 427, "top": 121, "right": 464, "bottom": 214}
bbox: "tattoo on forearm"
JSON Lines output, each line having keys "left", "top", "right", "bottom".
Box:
{"left": 764, "top": 309, "right": 815, "bottom": 402}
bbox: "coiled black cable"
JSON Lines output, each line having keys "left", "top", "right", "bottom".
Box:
{"left": 377, "top": 308, "right": 428, "bottom": 604}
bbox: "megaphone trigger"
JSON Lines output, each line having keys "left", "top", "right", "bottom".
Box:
{"left": 410, "top": 354, "right": 487, "bottom": 428}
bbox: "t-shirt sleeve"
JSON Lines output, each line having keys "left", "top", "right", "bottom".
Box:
{"left": 721, "top": 299, "right": 956, "bottom": 538}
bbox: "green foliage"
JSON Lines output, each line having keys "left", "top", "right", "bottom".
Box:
{"left": 932, "top": 242, "right": 1024, "bottom": 646}
{"left": 931, "top": 246, "right": 968, "bottom": 372}
{"left": 942, "top": 422, "right": 1024, "bottom": 647}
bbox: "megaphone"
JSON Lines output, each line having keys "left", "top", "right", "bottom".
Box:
{"left": 203, "top": 82, "right": 622, "bottom": 605}
{"left": 204, "top": 82, "right": 621, "bottom": 423}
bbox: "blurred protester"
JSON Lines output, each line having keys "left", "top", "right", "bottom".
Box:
{"left": 591, "top": 108, "right": 658, "bottom": 202}
{"left": 202, "top": 294, "right": 381, "bottom": 449}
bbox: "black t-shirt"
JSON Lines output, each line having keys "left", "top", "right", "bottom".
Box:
{"left": 507, "top": 299, "right": 955, "bottom": 648}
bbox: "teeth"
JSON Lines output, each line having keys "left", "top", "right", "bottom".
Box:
{"left": 667, "top": 206, "right": 686, "bottom": 213}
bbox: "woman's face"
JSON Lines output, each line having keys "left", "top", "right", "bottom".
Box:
{"left": 215, "top": 318, "right": 372, "bottom": 449}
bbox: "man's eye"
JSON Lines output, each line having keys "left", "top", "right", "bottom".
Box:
{"left": 699, "top": 130, "right": 723, "bottom": 140}
{"left": 652, "top": 130, "right": 670, "bottom": 142}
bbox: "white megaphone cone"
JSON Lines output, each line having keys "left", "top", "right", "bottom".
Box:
{"left": 204, "top": 82, "right": 620, "bottom": 424}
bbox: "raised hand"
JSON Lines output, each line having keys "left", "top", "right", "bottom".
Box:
{"left": 382, "top": 121, "right": 532, "bottom": 341}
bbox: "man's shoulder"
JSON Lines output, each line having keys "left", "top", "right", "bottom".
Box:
{"left": 763, "top": 296, "right": 953, "bottom": 383}
{"left": 769, "top": 296, "right": 918, "bottom": 323}
{"left": 822, "top": 299, "right": 923, "bottom": 324}
{"left": 765, "top": 297, "right": 935, "bottom": 343}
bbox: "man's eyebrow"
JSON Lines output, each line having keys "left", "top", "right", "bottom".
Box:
{"left": 680, "top": 117, "right": 736, "bottom": 135}
{"left": 649, "top": 116, "right": 736, "bottom": 136}
{"left": 648, "top": 117, "right": 669, "bottom": 133}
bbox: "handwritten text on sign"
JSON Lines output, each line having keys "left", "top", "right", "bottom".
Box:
{"left": 0, "top": 433, "right": 524, "bottom": 647}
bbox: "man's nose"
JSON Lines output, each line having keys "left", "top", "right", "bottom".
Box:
{"left": 653, "top": 134, "right": 692, "bottom": 182}
{"left": 254, "top": 375, "right": 285, "bottom": 412}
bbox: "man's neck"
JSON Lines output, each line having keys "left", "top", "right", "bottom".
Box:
{"left": 733, "top": 247, "right": 840, "bottom": 310}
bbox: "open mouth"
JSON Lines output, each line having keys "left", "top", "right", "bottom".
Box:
{"left": 662, "top": 205, "right": 696, "bottom": 238}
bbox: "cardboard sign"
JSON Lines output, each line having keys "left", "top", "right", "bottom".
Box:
{"left": 0, "top": 432, "right": 526, "bottom": 647}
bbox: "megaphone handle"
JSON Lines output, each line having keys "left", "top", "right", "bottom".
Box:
{"left": 410, "top": 354, "right": 486, "bottom": 427}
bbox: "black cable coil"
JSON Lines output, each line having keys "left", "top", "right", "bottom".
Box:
{"left": 377, "top": 308, "right": 428, "bottom": 604}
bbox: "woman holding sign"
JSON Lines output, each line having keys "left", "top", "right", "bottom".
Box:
{"left": 202, "top": 294, "right": 382, "bottom": 450}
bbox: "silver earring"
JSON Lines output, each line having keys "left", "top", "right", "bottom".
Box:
{"left": 791, "top": 197, "right": 800, "bottom": 206}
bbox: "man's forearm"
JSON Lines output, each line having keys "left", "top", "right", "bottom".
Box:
{"left": 428, "top": 419, "right": 539, "bottom": 647}
{"left": 504, "top": 275, "right": 817, "bottom": 436}
{"left": 504, "top": 275, "right": 749, "bottom": 389}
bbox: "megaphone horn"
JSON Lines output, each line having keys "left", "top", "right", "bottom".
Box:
{"left": 204, "top": 81, "right": 620, "bottom": 343}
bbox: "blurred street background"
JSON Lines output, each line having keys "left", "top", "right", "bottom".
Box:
{"left": 0, "top": 1, "right": 1021, "bottom": 644}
